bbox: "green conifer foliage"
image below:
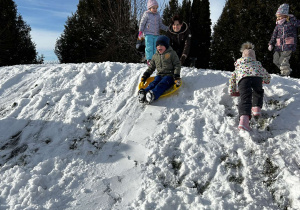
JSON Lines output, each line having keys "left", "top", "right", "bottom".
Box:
{"left": 190, "top": 0, "right": 211, "bottom": 68}
{"left": 0, "top": 0, "right": 41, "bottom": 66}
{"left": 55, "top": 0, "right": 139, "bottom": 63}
{"left": 181, "top": 0, "right": 191, "bottom": 26}
{"left": 162, "top": 0, "right": 180, "bottom": 26}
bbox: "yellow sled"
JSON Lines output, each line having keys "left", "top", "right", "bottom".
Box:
{"left": 138, "top": 76, "right": 182, "bottom": 98}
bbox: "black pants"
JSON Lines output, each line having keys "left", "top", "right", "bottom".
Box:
{"left": 238, "top": 77, "right": 264, "bottom": 117}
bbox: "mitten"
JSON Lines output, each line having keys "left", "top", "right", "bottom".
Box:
{"left": 230, "top": 92, "right": 240, "bottom": 97}
{"left": 180, "top": 54, "right": 187, "bottom": 65}
{"left": 141, "top": 72, "right": 150, "bottom": 84}
{"left": 138, "top": 31, "right": 143, "bottom": 40}
{"left": 174, "top": 74, "right": 181, "bottom": 87}
{"left": 268, "top": 45, "right": 273, "bottom": 51}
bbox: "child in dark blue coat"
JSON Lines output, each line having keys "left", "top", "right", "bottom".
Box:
{"left": 268, "top": 3, "right": 300, "bottom": 76}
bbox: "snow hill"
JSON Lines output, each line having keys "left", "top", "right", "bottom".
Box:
{"left": 0, "top": 62, "right": 300, "bottom": 210}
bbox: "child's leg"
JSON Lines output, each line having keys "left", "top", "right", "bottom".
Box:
{"left": 251, "top": 77, "right": 264, "bottom": 108}
{"left": 145, "top": 35, "right": 157, "bottom": 60}
{"left": 273, "top": 51, "right": 281, "bottom": 70}
{"left": 144, "top": 75, "right": 162, "bottom": 92}
{"left": 279, "top": 50, "right": 292, "bottom": 75}
{"left": 152, "top": 36, "right": 159, "bottom": 57}
{"left": 151, "top": 76, "right": 174, "bottom": 100}
{"left": 238, "top": 77, "right": 252, "bottom": 117}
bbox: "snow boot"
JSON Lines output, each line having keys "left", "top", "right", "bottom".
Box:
{"left": 138, "top": 89, "right": 146, "bottom": 103}
{"left": 238, "top": 115, "right": 250, "bottom": 131}
{"left": 251, "top": 106, "right": 261, "bottom": 117}
{"left": 280, "top": 67, "right": 292, "bottom": 76}
{"left": 145, "top": 90, "right": 154, "bottom": 104}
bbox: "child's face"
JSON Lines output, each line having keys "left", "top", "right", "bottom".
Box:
{"left": 150, "top": 5, "right": 158, "bottom": 13}
{"left": 157, "top": 45, "right": 166, "bottom": 54}
{"left": 276, "top": 14, "right": 287, "bottom": 20}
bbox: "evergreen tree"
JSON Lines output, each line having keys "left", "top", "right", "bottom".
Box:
{"left": 190, "top": 0, "right": 211, "bottom": 68}
{"left": 55, "top": 0, "right": 139, "bottom": 63}
{"left": 181, "top": 0, "right": 191, "bottom": 26}
{"left": 0, "top": 0, "right": 41, "bottom": 66}
{"left": 162, "top": 0, "right": 180, "bottom": 26}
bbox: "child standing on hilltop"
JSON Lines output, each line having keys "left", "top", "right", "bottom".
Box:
{"left": 138, "top": 0, "right": 168, "bottom": 66}
{"left": 138, "top": 35, "right": 181, "bottom": 104}
{"left": 268, "top": 3, "right": 300, "bottom": 76}
{"left": 229, "top": 42, "right": 271, "bottom": 131}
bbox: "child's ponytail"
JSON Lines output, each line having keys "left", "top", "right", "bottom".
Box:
{"left": 240, "top": 42, "right": 254, "bottom": 53}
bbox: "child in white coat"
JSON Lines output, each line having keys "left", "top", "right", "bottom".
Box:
{"left": 229, "top": 42, "right": 271, "bottom": 131}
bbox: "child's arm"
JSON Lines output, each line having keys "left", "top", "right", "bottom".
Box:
{"left": 292, "top": 16, "right": 300, "bottom": 27}
{"left": 159, "top": 16, "right": 168, "bottom": 32}
{"left": 171, "top": 52, "right": 181, "bottom": 76}
{"left": 144, "top": 59, "right": 156, "bottom": 76}
{"left": 229, "top": 72, "right": 239, "bottom": 96}
{"left": 139, "top": 12, "right": 148, "bottom": 32}
{"left": 268, "top": 26, "right": 278, "bottom": 47}
{"left": 262, "top": 69, "right": 271, "bottom": 84}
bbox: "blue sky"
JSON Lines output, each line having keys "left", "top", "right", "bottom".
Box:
{"left": 14, "top": 0, "right": 226, "bottom": 62}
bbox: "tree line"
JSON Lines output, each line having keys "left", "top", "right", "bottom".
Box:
{"left": 1, "top": 0, "right": 300, "bottom": 78}
{"left": 0, "top": 0, "right": 44, "bottom": 66}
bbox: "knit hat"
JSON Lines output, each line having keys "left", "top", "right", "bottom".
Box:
{"left": 147, "top": 0, "right": 158, "bottom": 9}
{"left": 276, "top": 3, "right": 289, "bottom": 16}
{"left": 156, "top": 35, "right": 169, "bottom": 49}
{"left": 240, "top": 42, "right": 256, "bottom": 60}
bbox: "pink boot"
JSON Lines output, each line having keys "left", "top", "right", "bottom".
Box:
{"left": 238, "top": 115, "right": 250, "bottom": 131}
{"left": 251, "top": 106, "right": 261, "bottom": 117}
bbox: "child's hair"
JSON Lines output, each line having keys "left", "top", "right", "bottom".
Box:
{"left": 240, "top": 42, "right": 254, "bottom": 52}
{"left": 240, "top": 42, "right": 256, "bottom": 60}
{"left": 171, "top": 15, "right": 183, "bottom": 25}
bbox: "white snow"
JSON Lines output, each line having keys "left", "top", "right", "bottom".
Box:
{"left": 0, "top": 62, "right": 300, "bottom": 210}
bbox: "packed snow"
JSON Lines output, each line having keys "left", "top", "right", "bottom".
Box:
{"left": 0, "top": 62, "right": 300, "bottom": 210}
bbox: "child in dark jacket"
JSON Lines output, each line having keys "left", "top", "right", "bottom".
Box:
{"left": 268, "top": 3, "right": 300, "bottom": 76}
{"left": 229, "top": 42, "right": 271, "bottom": 131}
{"left": 138, "top": 35, "right": 181, "bottom": 104}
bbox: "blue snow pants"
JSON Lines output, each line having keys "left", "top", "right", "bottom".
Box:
{"left": 145, "top": 34, "right": 158, "bottom": 60}
{"left": 144, "top": 75, "right": 174, "bottom": 100}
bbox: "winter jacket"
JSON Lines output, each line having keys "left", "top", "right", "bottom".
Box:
{"left": 229, "top": 57, "right": 271, "bottom": 94}
{"left": 144, "top": 46, "right": 181, "bottom": 77}
{"left": 139, "top": 11, "right": 168, "bottom": 35}
{"left": 166, "top": 22, "right": 192, "bottom": 59}
{"left": 269, "top": 15, "right": 300, "bottom": 52}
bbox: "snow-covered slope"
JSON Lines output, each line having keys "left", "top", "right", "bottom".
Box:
{"left": 0, "top": 62, "right": 299, "bottom": 209}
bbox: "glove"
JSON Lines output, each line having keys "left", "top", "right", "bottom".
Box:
{"left": 141, "top": 72, "right": 150, "bottom": 84}
{"left": 268, "top": 45, "right": 273, "bottom": 51}
{"left": 138, "top": 31, "right": 143, "bottom": 40}
{"left": 174, "top": 74, "right": 181, "bottom": 87}
{"left": 180, "top": 54, "right": 187, "bottom": 65}
{"left": 230, "top": 92, "right": 240, "bottom": 97}
{"left": 263, "top": 80, "right": 270, "bottom": 84}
